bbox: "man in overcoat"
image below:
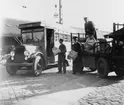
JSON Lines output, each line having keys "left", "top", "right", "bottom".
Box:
{"left": 72, "top": 37, "right": 83, "bottom": 74}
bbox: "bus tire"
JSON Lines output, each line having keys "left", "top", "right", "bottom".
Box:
{"left": 6, "top": 59, "right": 17, "bottom": 75}
{"left": 33, "top": 55, "right": 43, "bottom": 76}
{"left": 97, "top": 58, "right": 109, "bottom": 78}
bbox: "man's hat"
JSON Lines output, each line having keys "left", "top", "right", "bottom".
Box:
{"left": 59, "top": 38, "right": 63, "bottom": 42}
{"left": 73, "top": 36, "right": 78, "bottom": 40}
{"left": 84, "top": 17, "right": 88, "bottom": 19}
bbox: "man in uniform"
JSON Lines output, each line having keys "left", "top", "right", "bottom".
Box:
{"left": 84, "top": 17, "right": 97, "bottom": 40}
{"left": 58, "top": 39, "right": 67, "bottom": 74}
{"left": 72, "top": 37, "right": 83, "bottom": 74}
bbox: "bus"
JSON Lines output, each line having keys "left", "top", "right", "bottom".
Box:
{"left": 3, "top": 21, "right": 72, "bottom": 76}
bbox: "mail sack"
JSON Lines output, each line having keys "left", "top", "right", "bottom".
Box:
{"left": 52, "top": 47, "right": 61, "bottom": 55}
{"left": 68, "top": 50, "right": 78, "bottom": 60}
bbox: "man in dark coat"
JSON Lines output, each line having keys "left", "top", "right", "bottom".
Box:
{"left": 84, "top": 17, "right": 97, "bottom": 40}
{"left": 72, "top": 37, "right": 83, "bottom": 74}
{"left": 58, "top": 39, "right": 67, "bottom": 73}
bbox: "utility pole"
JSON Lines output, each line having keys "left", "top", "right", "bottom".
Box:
{"left": 54, "top": 0, "right": 63, "bottom": 24}
{"left": 59, "top": 0, "right": 63, "bottom": 24}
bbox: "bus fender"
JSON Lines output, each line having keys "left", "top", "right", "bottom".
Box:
{"left": 33, "top": 52, "right": 46, "bottom": 68}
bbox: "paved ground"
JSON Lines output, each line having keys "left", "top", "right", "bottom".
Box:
{"left": 0, "top": 64, "right": 124, "bottom": 105}
{"left": 74, "top": 76, "right": 124, "bottom": 105}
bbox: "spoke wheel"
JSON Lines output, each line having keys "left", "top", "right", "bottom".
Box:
{"left": 6, "top": 59, "right": 17, "bottom": 75}
{"left": 97, "top": 58, "right": 109, "bottom": 78}
{"left": 33, "top": 56, "right": 43, "bottom": 76}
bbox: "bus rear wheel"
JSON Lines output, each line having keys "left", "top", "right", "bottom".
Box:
{"left": 33, "top": 55, "right": 43, "bottom": 76}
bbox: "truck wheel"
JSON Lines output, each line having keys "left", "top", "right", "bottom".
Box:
{"left": 115, "top": 68, "right": 124, "bottom": 78}
{"left": 6, "top": 59, "right": 17, "bottom": 75}
{"left": 33, "top": 55, "right": 43, "bottom": 76}
{"left": 97, "top": 58, "right": 109, "bottom": 78}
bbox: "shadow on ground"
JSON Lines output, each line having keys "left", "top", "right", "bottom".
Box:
{"left": 0, "top": 65, "right": 123, "bottom": 101}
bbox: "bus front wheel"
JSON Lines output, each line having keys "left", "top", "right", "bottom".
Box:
{"left": 33, "top": 55, "right": 43, "bottom": 76}
{"left": 6, "top": 59, "right": 18, "bottom": 75}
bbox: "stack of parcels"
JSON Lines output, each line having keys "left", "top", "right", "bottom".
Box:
{"left": 52, "top": 47, "right": 61, "bottom": 55}
{"left": 68, "top": 50, "right": 78, "bottom": 60}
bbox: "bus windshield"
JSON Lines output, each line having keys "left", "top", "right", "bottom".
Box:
{"left": 22, "top": 28, "right": 44, "bottom": 44}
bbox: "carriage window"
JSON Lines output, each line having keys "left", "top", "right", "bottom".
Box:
{"left": 33, "top": 31, "right": 44, "bottom": 42}
{"left": 22, "top": 33, "right": 32, "bottom": 43}
{"left": 55, "top": 33, "right": 71, "bottom": 42}
{"left": 64, "top": 35, "right": 68, "bottom": 42}
{"left": 55, "top": 33, "right": 59, "bottom": 41}
{"left": 59, "top": 34, "right": 64, "bottom": 39}
{"left": 22, "top": 28, "right": 44, "bottom": 43}
{"left": 68, "top": 35, "right": 71, "bottom": 42}
{"left": 22, "top": 32, "right": 43, "bottom": 43}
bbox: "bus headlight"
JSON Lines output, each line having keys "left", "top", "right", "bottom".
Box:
{"left": 24, "top": 50, "right": 30, "bottom": 60}
{"left": 10, "top": 51, "right": 15, "bottom": 56}
{"left": 24, "top": 50, "right": 30, "bottom": 56}
{"left": 25, "top": 56, "right": 28, "bottom": 60}
{"left": 11, "top": 57, "right": 14, "bottom": 60}
{"left": 10, "top": 51, "right": 15, "bottom": 60}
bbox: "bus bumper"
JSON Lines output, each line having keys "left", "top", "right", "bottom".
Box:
{"left": 0, "top": 61, "right": 33, "bottom": 67}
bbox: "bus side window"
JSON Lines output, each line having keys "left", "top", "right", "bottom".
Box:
{"left": 59, "top": 33, "right": 64, "bottom": 40}
{"left": 68, "top": 35, "right": 71, "bottom": 42}
{"left": 64, "top": 35, "right": 68, "bottom": 42}
{"left": 55, "top": 33, "right": 58, "bottom": 41}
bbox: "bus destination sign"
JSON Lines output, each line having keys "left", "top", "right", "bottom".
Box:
{"left": 19, "top": 22, "right": 41, "bottom": 29}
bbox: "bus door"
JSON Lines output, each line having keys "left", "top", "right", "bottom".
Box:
{"left": 46, "top": 28, "right": 55, "bottom": 64}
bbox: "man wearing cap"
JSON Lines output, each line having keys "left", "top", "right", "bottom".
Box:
{"left": 84, "top": 17, "right": 97, "bottom": 40}
{"left": 57, "top": 39, "right": 67, "bottom": 73}
{"left": 72, "top": 37, "right": 83, "bottom": 74}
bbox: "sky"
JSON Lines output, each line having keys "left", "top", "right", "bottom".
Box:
{"left": 0, "top": 0, "right": 124, "bottom": 32}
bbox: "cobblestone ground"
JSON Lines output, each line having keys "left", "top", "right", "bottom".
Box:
{"left": 74, "top": 77, "right": 124, "bottom": 105}
{"left": 1, "top": 64, "right": 124, "bottom": 105}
